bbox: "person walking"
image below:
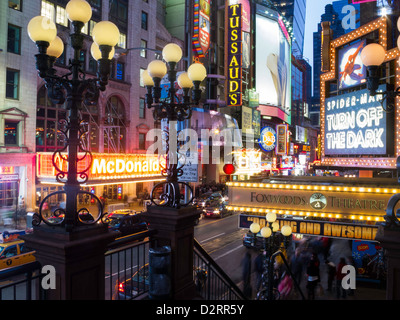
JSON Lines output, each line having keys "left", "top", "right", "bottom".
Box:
{"left": 290, "top": 248, "right": 303, "bottom": 287}
{"left": 336, "top": 257, "right": 347, "bottom": 299}
{"left": 306, "top": 253, "right": 320, "bottom": 300}
{"left": 254, "top": 251, "right": 265, "bottom": 292}
{"left": 325, "top": 259, "right": 336, "bottom": 292}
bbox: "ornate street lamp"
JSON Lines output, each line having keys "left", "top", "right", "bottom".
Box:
{"left": 144, "top": 43, "right": 207, "bottom": 208}
{"left": 27, "top": 0, "right": 120, "bottom": 232}
{"left": 360, "top": 17, "right": 400, "bottom": 112}
{"left": 249, "top": 212, "right": 293, "bottom": 300}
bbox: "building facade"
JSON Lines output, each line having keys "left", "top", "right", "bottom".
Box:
{"left": 0, "top": 0, "right": 183, "bottom": 223}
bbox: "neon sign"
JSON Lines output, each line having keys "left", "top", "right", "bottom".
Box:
{"left": 91, "top": 156, "right": 159, "bottom": 176}
{"left": 37, "top": 153, "right": 162, "bottom": 181}
{"left": 324, "top": 85, "right": 393, "bottom": 156}
{"left": 192, "top": 0, "right": 210, "bottom": 57}
{"left": 226, "top": 4, "right": 242, "bottom": 107}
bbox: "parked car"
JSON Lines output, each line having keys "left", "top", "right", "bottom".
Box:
{"left": 242, "top": 232, "right": 263, "bottom": 250}
{"left": 0, "top": 235, "right": 36, "bottom": 270}
{"left": 115, "top": 263, "right": 208, "bottom": 299}
{"left": 114, "top": 263, "right": 149, "bottom": 300}
{"left": 105, "top": 209, "right": 148, "bottom": 237}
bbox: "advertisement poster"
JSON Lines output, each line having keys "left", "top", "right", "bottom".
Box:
{"left": 259, "top": 126, "right": 276, "bottom": 152}
{"left": 276, "top": 124, "right": 287, "bottom": 155}
{"left": 338, "top": 39, "right": 366, "bottom": 90}
{"left": 255, "top": 13, "right": 291, "bottom": 115}
{"left": 324, "top": 85, "right": 393, "bottom": 155}
{"left": 281, "top": 155, "right": 294, "bottom": 169}
{"left": 199, "top": 0, "right": 210, "bottom": 54}
{"left": 352, "top": 240, "right": 385, "bottom": 283}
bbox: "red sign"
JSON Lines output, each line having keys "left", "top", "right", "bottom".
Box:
{"left": 36, "top": 153, "right": 162, "bottom": 181}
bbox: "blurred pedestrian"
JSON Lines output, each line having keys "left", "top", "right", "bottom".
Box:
{"left": 336, "top": 257, "right": 347, "bottom": 299}
{"left": 254, "top": 251, "right": 265, "bottom": 291}
{"left": 290, "top": 248, "right": 303, "bottom": 286}
{"left": 325, "top": 259, "right": 336, "bottom": 292}
{"left": 241, "top": 251, "right": 252, "bottom": 298}
{"left": 306, "top": 253, "right": 320, "bottom": 300}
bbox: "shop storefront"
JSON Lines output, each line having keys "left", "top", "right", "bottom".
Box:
{"left": 0, "top": 153, "right": 36, "bottom": 224}
{"left": 36, "top": 152, "right": 164, "bottom": 210}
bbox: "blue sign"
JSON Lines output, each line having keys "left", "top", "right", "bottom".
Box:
{"left": 259, "top": 126, "right": 276, "bottom": 152}
{"left": 324, "top": 85, "right": 392, "bottom": 156}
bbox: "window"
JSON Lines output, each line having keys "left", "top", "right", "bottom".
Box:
{"left": 7, "top": 24, "right": 21, "bottom": 54}
{"left": 36, "top": 86, "right": 67, "bottom": 152}
{"left": 89, "top": 20, "right": 97, "bottom": 36}
{"left": 41, "top": 0, "right": 55, "bottom": 21}
{"left": 9, "top": 0, "right": 22, "bottom": 10}
{"left": 140, "top": 39, "right": 147, "bottom": 58}
{"left": 139, "top": 68, "right": 146, "bottom": 87}
{"left": 81, "top": 22, "right": 89, "bottom": 34}
{"left": 139, "top": 133, "right": 146, "bottom": 150}
{"left": 118, "top": 33, "right": 126, "bottom": 49}
{"left": 88, "top": 56, "right": 97, "bottom": 73}
{"left": 110, "top": 0, "right": 128, "bottom": 23}
{"left": 139, "top": 98, "right": 145, "bottom": 119}
{"left": 0, "top": 181, "right": 18, "bottom": 207}
{"left": 4, "top": 121, "right": 18, "bottom": 146}
{"left": 116, "top": 62, "right": 125, "bottom": 81}
{"left": 141, "top": 11, "right": 148, "bottom": 30}
{"left": 56, "top": 43, "right": 66, "bottom": 65}
{"left": 6, "top": 69, "right": 19, "bottom": 100}
{"left": 104, "top": 96, "right": 126, "bottom": 153}
{"left": 56, "top": 6, "right": 68, "bottom": 27}
{"left": 80, "top": 50, "right": 86, "bottom": 70}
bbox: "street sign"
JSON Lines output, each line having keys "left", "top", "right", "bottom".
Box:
{"left": 178, "top": 151, "right": 198, "bottom": 182}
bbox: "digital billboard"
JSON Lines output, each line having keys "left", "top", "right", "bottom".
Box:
{"left": 338, "top": 39, "right": 366, "bottom": 90}
{"left": 255, "top": 13, "right": 291, "bottom": 117}
{"left": 324, "top": 85, "right": 393, "bottom": 156}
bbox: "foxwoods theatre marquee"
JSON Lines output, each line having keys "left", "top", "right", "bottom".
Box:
{"left": 226, "top": 180, "right": 399, "bottom": 241}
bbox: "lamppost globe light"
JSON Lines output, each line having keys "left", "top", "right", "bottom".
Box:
{"left": 261, "top": 226, "right": 272, "bottom": 238}
{"left": 177, "top": 72, "right": 193, "bottom": 89}
{"left": 92, "top": 21, "right": 120, "bottom": 47}
{"left": 281, "top": 225, "right": 292, "bottom": 237}
{"left": 360, "top": 43, "right": 386, "bottom": 67}
{"left": 397, "top": 16, "right": 400, "bottom": 31}
{"left": 162, "top": 43, "right": 183, "bottom": 63}
{"left": 142, "top": 70, "right": 154, "bottom": 87}
{"left": 271, "top": 221, "right": 279, "bottom": 232}
{"left": 90, "top": 42, "right": 115, "bottom": 60}
{"left": 27, "top": 16, "right": 57, "bottom": 43}
{"left": 266, "top": 212, "right": 277, "bottom": 223}
{"left": 187, "top": 63, "right": 207, "bottom": 82}
{"left": 147, "top": 60, "right": 167, "bottom": 79}
{"left": 47, "top": 36, "right": 64, "bottom": 58}
{"left": 250, "top": 222, "right": 261, "bottom": 234}
{"left": 65, "top": 0, "right": 92, "bottom": 24}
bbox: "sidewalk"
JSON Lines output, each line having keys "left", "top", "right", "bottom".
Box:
{"left": 237, "top": 238, "right": 387, "bottom": 301}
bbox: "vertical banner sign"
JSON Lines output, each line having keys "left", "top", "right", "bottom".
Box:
{"left": 276, "top": 124, "right": 288, "bottom": 155}
{"left": 226, "top": 3, "right": 242, "bottom": 107}
{"left": 193, "top": 0, "right": 209, "bottom": 58}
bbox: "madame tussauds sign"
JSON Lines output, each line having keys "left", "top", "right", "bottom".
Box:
{"left": 324, "top": 85, "right": 393, "bottom": 155}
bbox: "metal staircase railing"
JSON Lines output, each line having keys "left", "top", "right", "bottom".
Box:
{"left": 193, "top": 239, "right": 247, "bottom": 300}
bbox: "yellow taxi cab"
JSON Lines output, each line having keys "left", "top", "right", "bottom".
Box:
{"left": 0, "top": 232, "right": 35, "bottom": 271}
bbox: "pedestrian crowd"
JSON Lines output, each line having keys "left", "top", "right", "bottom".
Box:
{"left": 241, "top": 236, "right": 356, "bottom": 300}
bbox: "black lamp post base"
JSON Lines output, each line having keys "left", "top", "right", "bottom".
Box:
{"left": 20, "top": 224, "right": 117, "bottom": 300}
